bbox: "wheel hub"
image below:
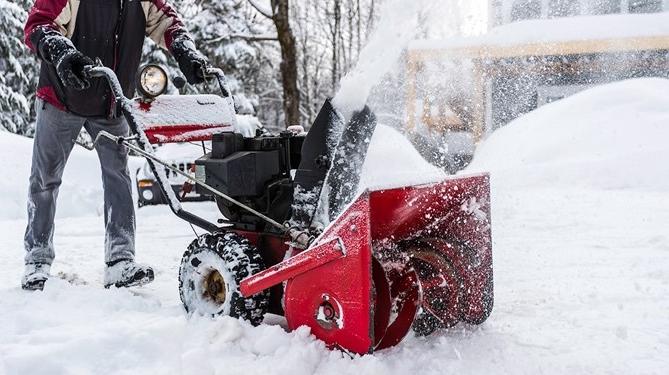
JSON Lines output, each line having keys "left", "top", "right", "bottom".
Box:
{"left": 203, "top": 270, "right": 227, "bottom": 305}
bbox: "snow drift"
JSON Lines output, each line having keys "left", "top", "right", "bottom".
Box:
{"left": 0, "top": 132, "right": 108, "bottom": 220}
{"left": 467, "top": 78, "right": 669, "bottom": 191}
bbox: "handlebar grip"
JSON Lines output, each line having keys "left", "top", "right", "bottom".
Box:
{"left": 83, "top": 65, "right": 105, "bottom": 78}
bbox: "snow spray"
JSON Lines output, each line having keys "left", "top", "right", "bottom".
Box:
{"left": 332, "top": 0, "right": 435, "bottom": 120}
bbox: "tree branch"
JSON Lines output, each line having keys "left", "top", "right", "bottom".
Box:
{"left": 248, "top": 0, "right": 274, "bottom": 19}
{"left": 230, "top": 33, "right": 278, "bottom": 42}
{"left": 203, "top": 33, "right": 278, "bottom": 45}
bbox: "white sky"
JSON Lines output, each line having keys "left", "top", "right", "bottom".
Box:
{"left": 420, "top": 0, "right": 490, "bottom": 39}
{"left": 462, "top": 0, "right": 490, "bottom": 35}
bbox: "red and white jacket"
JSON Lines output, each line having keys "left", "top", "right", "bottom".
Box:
{"left": 25, "top": 0, "right": 188, "bottom": 117}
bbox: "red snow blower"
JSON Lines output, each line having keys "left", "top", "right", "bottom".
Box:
{"left": 84, "top": 63, "right": 493, "bottom": 354}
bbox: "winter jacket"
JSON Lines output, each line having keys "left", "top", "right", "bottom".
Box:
{"left": 25, "top": 0, "right": 188, "bottom": 118}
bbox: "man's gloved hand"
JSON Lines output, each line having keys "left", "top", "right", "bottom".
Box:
{"left": 171, "top": 34, "right": 208, "bottom": 85}
{"left": 37, "top": 31, "right": 94, "bottom": 90}
{"left": 56, "top": 50, "right": 95, "bottom": 90}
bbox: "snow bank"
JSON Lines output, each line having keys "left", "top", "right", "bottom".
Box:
{"left": 0, "top": 132, "right": 144, "bottom": 221}
{"left": 467, "top": 78, "right": 669, "bottom": 191}
{"left": 361, "top": 124, "right": 445, "bottom": 190}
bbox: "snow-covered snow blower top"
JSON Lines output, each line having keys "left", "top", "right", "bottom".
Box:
{"left": 130, "top": 94, "right": 257, "bottom": 143}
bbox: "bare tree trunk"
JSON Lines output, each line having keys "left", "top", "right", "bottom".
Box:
{"left": 331, "top": 0, "right": 341, "bottom": 91}
{"left": 347, "top": 0, "right": 354, "bottom": 72}
{"left": 296, "top": 2, "right": 313, "bottom": 124}
{"left": 271, "top": 0, "right": 301, "bottom": 127}
{"left": 367, "top": 0, "right": 375, "bottom": 36}
{"left": 356, "top": 0, "right": 361, "bottom": 59}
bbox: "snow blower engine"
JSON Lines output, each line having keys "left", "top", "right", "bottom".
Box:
{"left": 83, "top": 63, "right": 493, "bottom": 354}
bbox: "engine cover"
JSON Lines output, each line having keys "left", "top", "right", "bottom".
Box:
{"left": 196, "top": 150, "right": 281, "bottom": 197}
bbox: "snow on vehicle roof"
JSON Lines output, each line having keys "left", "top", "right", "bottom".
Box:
{"left": 409, "top": 12, "right": 669, "bottom": 56}
{"left": 466, "top": 77, "right": 669, "bottom": 191}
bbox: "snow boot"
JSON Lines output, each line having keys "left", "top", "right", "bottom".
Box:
{"left": 21, "top": 263, "right": 51, "bottom": 291}
{"left": 104, "top": 260, "right": 154, "bottom": 288}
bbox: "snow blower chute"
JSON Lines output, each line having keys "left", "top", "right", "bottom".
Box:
{"left": 83, "top": 64, "right": 493, "bottom": 354}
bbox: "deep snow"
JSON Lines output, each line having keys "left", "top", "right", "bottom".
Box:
{"left": 1, "top": 79, "right": 669, "bottom": 374}
{"left": 467, "top": 78, "right": 669, "bottom": 191}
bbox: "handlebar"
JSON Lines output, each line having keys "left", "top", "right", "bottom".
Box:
{"left": 83, "top": 64, "right": 232, "bottom": 99}
{"left": 84, "top": 65, "right": 128, "bottom": 108}
{"left": 202, "top": 66, "right": 231, "bottom": 98}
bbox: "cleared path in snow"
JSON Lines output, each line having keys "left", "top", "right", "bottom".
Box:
{"left": 1, "top": 187, "right": 667, "bottom": 374}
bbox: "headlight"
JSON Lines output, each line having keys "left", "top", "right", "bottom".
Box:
{"left": 137, "top": 64, "right": 168, "bottom": 98}
{"left": 141, "top": 189, "right": 154, "bottom": 201}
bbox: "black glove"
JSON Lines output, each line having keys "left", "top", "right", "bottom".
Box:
{"left": 171, "top": 34, "right": 208, "bottom": 85}
{"left": 56, "top": 50, "right": 95, "bottom": 90}
{"left": 36, "top": 30, "right": 94, "bottom": 90}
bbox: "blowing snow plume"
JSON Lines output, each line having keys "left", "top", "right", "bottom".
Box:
{"left": 305, "top": 0, "right": 440, "bottom": 227}
{"left": 332, "top": 0, "right": 435, "bottom": 119}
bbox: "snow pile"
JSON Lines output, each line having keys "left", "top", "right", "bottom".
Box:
{"left": 0, "top": 132, "right": 109, "bottom": 220}
{"left": 361, "top": 124, "right": 445, "bottom": 189}
{"left": 467, "top": 78, "right": 669, "bottom": 191}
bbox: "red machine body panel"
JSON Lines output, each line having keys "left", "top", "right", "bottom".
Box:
{"left": 369, "top": 173, "right": 493, "bottom": 324}
{"left": 283, "top": 196, "right": 375, "bottom": 354}
{"left": 239, "top": 173, "right": 493, "bottom": 354}
{"left": 130, "top": 95, "right": 237, "bottom": 144}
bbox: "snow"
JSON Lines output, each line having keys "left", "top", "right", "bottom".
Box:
{"left": 467, "top": 78, "right": 669, "bottom": 191}
{"left": 333, "top": 0, "right": 437, "bottom": 119}
{"left": 152, "top": 142, "right": 209, "bottom": 162}
{"left": 361, "top": 125, "right": 445, "bottom": 190}
{"left": 410, "top": 12, "right": 669, "bottom": 51}
{"left": 1, "top": 78, "right": 669, "bottom": 373}
{"left": 0, "top": 132, "right": 142, "bottom": 221}
{"left": 130, "top": 95, "right": 259, "bottom": 138}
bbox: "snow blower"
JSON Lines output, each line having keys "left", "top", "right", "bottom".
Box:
{"left": 83, "top": 63, "right": 493, "bottom": 354}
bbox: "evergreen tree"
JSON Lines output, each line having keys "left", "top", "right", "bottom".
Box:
{"left": 141, "top": 0, "right": 281, "bottom": 126}
{"left": 0, "top": 0, "right": 38, "bottom": 135}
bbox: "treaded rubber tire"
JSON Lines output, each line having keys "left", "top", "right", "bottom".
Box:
{"left": 178, "top": 232, "right": 269, "bottom": 326}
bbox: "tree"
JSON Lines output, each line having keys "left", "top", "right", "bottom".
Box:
{"left": 250, "top": 0, "right": 301, "bottom": 128}
{"left": 142, "top": 0, "right": 284, "bottom": 127}
{"left": 0, "top": 0, "right": 38, "bottom": 135}
{"left": 291, "top": 0, "right": 379, "bottom": 125}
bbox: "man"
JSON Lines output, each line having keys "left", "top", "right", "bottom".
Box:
{"left": 22, "top": 0, "right": 209, "bottom": 290}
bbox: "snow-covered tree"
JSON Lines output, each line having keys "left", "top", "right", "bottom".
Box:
{"left": 191, "top": 0, "right": 282, "bottom": 125}
{"left": 0, "top": 0, "right": 38, "bottom": 135}
{"left": 141, "top": 0, "right": 283, "bottom": 128}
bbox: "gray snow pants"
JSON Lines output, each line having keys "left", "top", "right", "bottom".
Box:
{"left": 24, "top": 99, "right": 136, "bottom": 265}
